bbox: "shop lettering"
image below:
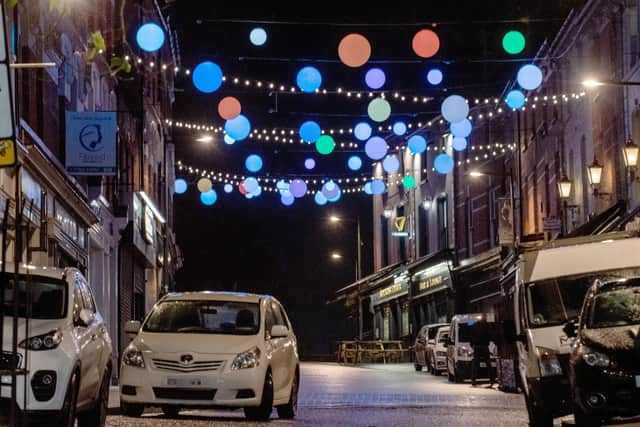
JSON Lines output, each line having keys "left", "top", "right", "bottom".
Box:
{"left": 419, "top": 275, "right": 444, "bottom": 291}
{"left": 379, "top": 283, "right": 402, "bottom": 298}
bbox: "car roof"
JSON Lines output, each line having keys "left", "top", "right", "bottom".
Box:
{"left": 161, "top": 291, "right": 266, "bottom": 304}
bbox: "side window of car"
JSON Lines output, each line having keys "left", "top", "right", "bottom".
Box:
{"left": 264, "top": 303, "right": 275, "bottom": 339}
{"left": 78, "top": 278, "right": 96, "bottom": 314}
{"left": 271, "top": 301, "right": 287, "bottom": 329}
{"left": 72, "top": 282, "right": 84, "bottom": 325}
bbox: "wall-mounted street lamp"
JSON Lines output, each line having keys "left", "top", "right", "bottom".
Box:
{"left": 422, "top": 197, "right": 432, "bottom": 210}
{"left": 623, "top": 139, "right": 639, "bottom": 168}
{"left": 557, "top": 173, "right": 573, "bottom": 200}
{"left": 587, "top": 158, "right": 603, "bottom": 187}
{"left": 383, "top": 208, "right": 393, "bottom": 218}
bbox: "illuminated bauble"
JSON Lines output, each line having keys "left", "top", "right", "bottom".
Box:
{"left": 224, "top": 134, "right": 236, "bottom": 145}
{"left": 408, "top": 135, "right": 427, "bottom": 154}
{"left": 402, "top": 176, "right": 416, "bottom": 189}
{"left": 252, "top": 186, "right": 262, "bottom": 197}
{"left": 136, "top": 23, "right": 165, "bottom": 53}
{"left": 363, "top": 182, "right": 373, "bottom": 195}
{"left": 367, "top": 98, "right": 391, "bottom": 122}
{"left": 365, "top": 68, "right": 386, "bottom": 89}
{"left": 276, "top": 180, "right": 290, "bottom": 194}
{"left": 238, "top": 181, "right": 248, "bottom": 195}
{"left": 322, "top": 181, "right": 339, "bottom": 199}
{"left": 290, "top": 179, "right": 307, "bottom": 198}
{"left": 382, "top": 155, "right": 400, "bottom": 174}
{"left": 296, "top": 66, "right": 322, "bottom": 93}
{"left": 314, "top": 191, "right": 328, "bottom": 206}
{"left": 316, "top": 135, "right": 336, "bottom": 155}
{"left": 450, "top": 119, "right": 472, "bottom": 138}
{"left": 427, "top": 68, "right": 443, "bottom": 85}
{"left": 281, "top": 194, "right": 295, "bottom": 206}
{"left": 354, "top": 122, "right": 372, "bottom": 141}
{"left": 245, "top": 193, "right": 254, "bottom": 200}
{"left": 452, "top": 137, "right": 468, "bottom": 152}
{"left": 328, "top": 188, "right": 341, "bottom": 202}
{"left": 441, "top": 95, "right": 469, "bottom": 123}
{"left": 224, "top": 183, "right": 233, "bottom": 193}
{"left": 506, "top": 89, "right": 526, "bottom": 109}
{"left": 200, "top": 189, "right": 217, "bottom": 206}
{"left": 245, "top": 154, "right": 263, "bottom": 172}
{"left": 393, "top": 121, "right": 407, "bottom": 136}
{"left": 371, "top": 179, "right": 386, "bottom": 195}
{"left": 365, "top": 136, "right": 388, "bottom": 160}
{"left": 174, "top": 178, "right": 187, "bottom": 194}
{"left": 338, "top": 33, "right": 371, "bottom": 68}
{"left": 218, "top": 97, "right": 241, "bottom": 120}
{"left": 243, "top": 177, "right": 259, "bottom": 193}
{"left": 192, "top": 61, "right": 223, "bottom": 93}
{"left": 503, "top": 30, "right": 525, "bottom": 55}
{"left": 517, "top": 64, "right": 543, "bottom": 91}
{"left": 224, "top": 114, "right": 251, "bottom": 141}
{"left": 250, "top": 27, "right": 267, "bottom": 46}
{"left": 348, "top": 155, "right": 363, "bottom": 171}
{"left": 197, "top": 178, "right": 212, "bottom": 193}
{"left": 434, "top": 153, "right": 454, "bottom": 174}
{"left": 299, "top": 121, "right": 322, "bottom": 143}
{"left": 304, "top": 158, "right": 316, "bottom": 170}
{"left": 412, "top": 29, "right": 440, "bottom": 58}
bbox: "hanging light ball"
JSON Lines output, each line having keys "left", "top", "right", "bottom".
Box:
{"left": 243, "top": 177, "right": 259, "bottom": 193}
{"left": 322, "top": 181, "right": 340, "bottom": 199}
{"left": 299, "top": 120, "right": 322, "bottom": 143}
{"left": 304, "top": 158, "right": 316, "bottom": 170}
{"left": 382, "top": 154, "right": 400, "bottom": 173}
{"left": 200, "top": 189, "right": 218, "bottom": 206}
{"left": 290, "top": 179, "right": 308, "bottom": 198}
{"left": 426, "top": 68, "right": 443, "bottom": 86}
{"left": 412, "top": 29, "right": 440, "bottom": 58}
{"left": 224, "top": 114, "right": 251, "bottom": 141}
{"left": 245, "top": 154, "right": 263, "bottom": 172}
{"left": 441, "top": 95, "right": 469, "bottom": 123}
{"left": 506, "top": 89, "right": 526, "bottom": 110}
{"left": 328, "top": 188, "right": 342, "bottom": 203}
{"left": 402, "top": 176, "right": 416, "bottom": 189}
{"left": 218, "top": 97, "right": 242, "bottom": 120}
{"left": 365, "top": 136, "right": 388, "bottom": 160}
{"left": 197, "top": 177, "right": 213, "bottom": 193}
{"left": 503, "top": 30, "right": 526, "bottom": 55}
{"left": 174, "top": 178, "right": 188, "bottom": 194}
{"left": 136, "top": 22, "right": 165, "bottom": 53}
{"left": 281, "top": 193, "right": 295, "bottom": 206}
{"left": 314, "top": 191, "right": 328, "bottom": 206}
{"left": 348, "top": 155, "right": 363, "bottom": 171}
{"left": 392, "top": 121, "right": 407, "bottom": 136}
{"left": 296, "top": 66, "right": 323, "bottom": 93}
{"left": 408, "top": 135, "right": 427, "bottom": 154}
{"left": 371, "top": 179, "right": 386, "bottom": 195}
{"left": 354, "top": 122, "right": 373, "bottom": 141}
{"left": 316, "top": 135, "right": 336, "bottom": 155}
{"left": 452, "top": 137, "right": 468, "bottom": 152}
{"left": 338, "top": 33, "right": 371, "bottom": 68}
{"left": 517, "top": 64, "right": 543, "bottom": 91}
{"left": 250, "top": 27, "right": 268, "bottom": 46}
{"left": 224, "top": 134, "right": 236, "bottom": 145}
{"left": 365, "top": 68, "right": 386, "bottom": 89}
{"left": 450, "top": 119, "right": 473, "bottom": 138}
{"left": 434, "top": 153, "right": 454, "bottom": 174}
{"left": 363, "top": 182, "right": 373, "bottom": 195}
{"left": 192, "top": 61, "right": 224, "bottom": 94}
{"left": 367, "top": 97, "right": 391, "bottom": 122}
{"left": 223, "top": 183, "right": 233, "bottom": 193}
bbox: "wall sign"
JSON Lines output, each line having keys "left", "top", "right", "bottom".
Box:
{"left": 65, "top": 111, "right": 117, "bottom": 175}
{"left": 0, "top": 3, "right": 16, "bottom": 168}
{"left": 392, "top": 216, "right": 409, "bottom": 237}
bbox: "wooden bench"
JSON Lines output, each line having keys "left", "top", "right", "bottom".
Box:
{"left": 337, "top": 340, "right": 410, "bottom": 364}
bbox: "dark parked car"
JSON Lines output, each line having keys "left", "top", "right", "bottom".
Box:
{"left": 564, "top": 277, "right": 640, "bottom": 427}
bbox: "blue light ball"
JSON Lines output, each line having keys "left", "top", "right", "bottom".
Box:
{"left": 224, "top": 183, "right": 233, "bottom": 193}
{"left": 506, "top": 89, "right": 526, "bottom": 109}
{"left": 434, "top": 153, "right": 454, "bottom": 174}
{"left": 296, "top": 66, "right": 322, "bottom": 93}
{"left": 136, "top": 23, "right": 165, "bottom": 53}
{"left": 250, "top": 27, "right": 267, "bottom": 46}
{"left": 174, "top": 178, "right": 187, "bottom": 194}
{"left": 354, "top": 122, "right": 372, "bottom": 141}
{"left": 392, "top": 121, "right": 407, "bottom": 136}
{"left": 371, "top": 180, "right": 386, "bottom": 195}
{"left": 441, "top": 95, "right": 469, "bottom": 123}
{"left": 245, "top": 154, "right": 263, "bottom": 172}
{"left": 365, "top": 137, "right": 388, "bottom": 160}
{"left": 224, "top": 134, "right": 236, "bottom": 145}
{"left": 364, "top": 182, "right": 373, "bottom": 195}
{"left": 224, "top": 114, "right": 251, "bottom": 141}
{"left": 452, "top": 137, "right": 468, "bottom": 152}
{"left": 450, "top": 119, "right": 472, "bottom": 138}
{"left": 200, "top": 189, "right": 218, "bottom": 206}
{"left": 315, "top": 191, "right": 328, "bottom": 206}
{"left": 348, "top": 155, "right": 363, "bottom": 171}
{"left": 517, "top": 64, "right": 543, "bottom": 91}
{"left": 244, "top": 177, "right": 259, "bottom": 193}
{"left": 192, "top": 61, "right": 223, "bottom": 94}
{"left": 322, "top": 181, "right": 339, "bottom": 199}
{"left": 408, "top": 135, "right": 427, "bottom": 154}
{"left": 382, "top": 155, "right": 400, "bottom": 173}
{"left": 328, "top": 188, "right": 342, "bottom": 203}
{"left": 365, "top": 68, "right": 386, "bottom": 89}
{"left": 299, "top": 121, "right": 322, "bottom": 143}
{"left": 427, "top": 68, "right": 443, "bottom": 85}
{"left": 281, "top": 194, "right": 295, "bottom": 206}
{"left": 305, "top": 158, "right": 316, "bottom": 170}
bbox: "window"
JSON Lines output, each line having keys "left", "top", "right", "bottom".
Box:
{"left": 2, "top": 274, "right": 68, "bottom": 320}
{"left": 437, "top": 196, "right": 448, "bottom": 250}
{"left": 466, "top": 198, "right": 473, "bottom": 257}
{"left": 271, "top": 301, "right": 288, "bottom": 328}
{"left": 397, "top": 206, "right": 406, "bottom": 261}
{"left": 380, "top": 215, "right": 389, "bottom": 267}
{"left": 73, "top": 282, "right": 84, "bottom": 325}
{"left": 418, "top": 204, "right": 428, "bottom": 256}
{"left": 489, "top": 189, "right": 498, "bottom": 246}
{"left": 78, "top": 280, "right": 96, "bottom": 314}
{"left": 264, "top": 303, "right": 276, "bottom": 338}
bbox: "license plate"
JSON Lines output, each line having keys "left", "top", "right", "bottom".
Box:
{"left": 636, "top": 376, "right": 640, "bottom": 388}
{"left": 167, "top": 377, "right": 203, "bottom": 387}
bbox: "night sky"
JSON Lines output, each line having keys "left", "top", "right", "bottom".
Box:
{"left": 169, "top": 0, "right": 582, "bottom": 356}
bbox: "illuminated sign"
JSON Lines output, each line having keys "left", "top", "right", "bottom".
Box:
{"left": 419, "top": 274, "right": 444, "bottom": 292}
{"left": 379, "top": 282, "right": 402, "bottom": 299}
{"left": 392, "top": 216, "right": 408, "bottom": 237}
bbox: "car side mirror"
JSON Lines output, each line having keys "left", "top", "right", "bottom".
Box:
{"left": 125, "top": 320, "right": 141, "bottom": 338}
{"left": 78, "top": 309, "right": 94, "bottom": 327}
{"left": 563, "top": 321, "right": 577, "bottom": 338}
{"left": 270, "top": 325, "right": 288, "bottom": 338}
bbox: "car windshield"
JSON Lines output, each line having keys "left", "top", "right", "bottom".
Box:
{"left": 1, "top": 274, "right": 67, "bottom": 319}
{"left": 588, "top": 286, "right": 640, "bottom": 329}
{"left": 143, "top": 300, "right": 261, "bottom": 335}
{"left": 438, "top": 331, "right": 449, "bottom": 343}
{"left": 458, "top": 324, "right": 473, "bottom": 342}
{"left": 428, "top": 326, "right": 443, "bottom": 340}
{"left": 526, "top": 268, "right": 640, "bottom": 328}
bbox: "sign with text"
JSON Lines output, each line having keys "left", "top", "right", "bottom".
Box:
{"left": 543, "top": 217, "right": 562, "bottom": 233}
{"left": 498, "top": 197, "right": 514, "bottom": 245}
{"left": 0, "top": 3, "right": 16, "bottom": 168}
{"left": 65, "top": 111, "right": 117, "bottom": 175}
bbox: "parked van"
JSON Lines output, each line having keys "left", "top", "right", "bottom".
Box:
{"left": 446, "top": 313, "right": 496, "bottom": 383}
{"left": 413, "top": 323, "right": 448, "bottom": 372}
{"left": 510, "top": 233, "right": 640, "bottom": 427}
{"left": 429, "top": 326, "right": 450, "bottom": 375}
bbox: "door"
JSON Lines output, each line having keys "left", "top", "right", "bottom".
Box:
{"left": 75, "top": 276, "right": 102, "bottom": 404}
{"left": 268, "top": 301, "right": 290, "bottom": 400}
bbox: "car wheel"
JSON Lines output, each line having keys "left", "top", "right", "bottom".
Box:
{"left": 78, "top": 368, "right": 110, "bottom": 427}
{"left": 161, "top": 405, "right": 181, "bottom": 418}
{"left": 56, "top": 370, "right": 79, "bottom": 427}
{"left": 276, "top": 371, "right": 298, "bottom": 419}
{"left": 414, "top": 363, "right": 422, "bottom": 372}
{"left": 524, "top": 393, "right": 553, "bottom": 427}
{"left": 573, "top": 405, "right": 601, "bottom": 427}
{"left": 120, "top": 400, "right": 144, "bottom": 418}
{"left": 244, "top": 370, "right": 274, "bottom": 421}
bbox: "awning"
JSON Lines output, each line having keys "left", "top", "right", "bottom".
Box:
{"left": 328, "top": 261, "right": 404, "bottom": 304}
{"left": 564, "top": 200, "right": 626, "bottom": 238}
{"left": 452, "top": 247, "right": 504, "bottom": 305}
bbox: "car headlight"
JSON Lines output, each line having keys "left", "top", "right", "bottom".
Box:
{"left": 19, "top": 330, "right": 62, "bottom": 351}
{"left": 583, "top": 349, "right": 611, "bottom": 367}
{"left": 123, "top": 345, "right": 145, "bottom": 368}
{"left": 231, "top": 346, "right": 261, "bottom": 370}
{"left": 537, "top": 347, "right": 562, "bottom": 377}
{"left": 458, "top": 347, "right": 473, "bottom": 357}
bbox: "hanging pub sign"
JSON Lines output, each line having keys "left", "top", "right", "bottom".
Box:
{"left": 0, "top": 2, "right": 16, "bottom": 168}
{"left": 392, "top": 216, "right": 409, "bottom": 237}
{"left": 65, "top": 111, "right": 117, "bottom": 175}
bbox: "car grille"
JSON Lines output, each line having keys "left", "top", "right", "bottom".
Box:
{"left": 0, "top": 352, "right": 20, "bottom": 371}
{"left": 153, "top": 387, "right": 216, "bottom": 400}
{"left": 151, "top": 358, "right": 225, "bottom": 373}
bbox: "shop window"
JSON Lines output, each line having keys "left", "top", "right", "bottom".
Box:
{"left": 437, "top": 196, "right": 448, "bottom": 250}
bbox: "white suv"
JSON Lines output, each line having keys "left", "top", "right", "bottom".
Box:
{"left": 1, "top": 264, "right": 113, "bottom": 427}
{"left": 119, "top": 291, "right": 300, "bottom": 421}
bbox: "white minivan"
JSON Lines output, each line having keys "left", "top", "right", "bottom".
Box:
{"left": 446, "top": 313, "right": 496, "bottom": 383}
{"left": 119, "top": 291, "right": 300, "bottom": 421}
{"left": 510, "top": 233, "right": 640, "bottom": 427}
{"left": 1, "top": 264, "right": 113, "bottom": 427}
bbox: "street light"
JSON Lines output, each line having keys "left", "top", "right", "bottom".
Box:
{"left": 329, "top": 215, "right": 340, "bottom": 223}
{"left": 196, "top": 135, "right": 214, "bottom": 143}
{"left": 587, "top": 158, "right": 603, "bottom": 186}
{"left": 623, "top": 139, "right": 639, "bottom": 168}
{"left": 558, "top": 174, "right": 573, "bottom": 199}
{"left": 582, "top": 79, "right": 605, "bottom": 88}
{"left": 330, "top": 252, "right": 343, "bottom": 260}
{"left": 582, "top": 78, "right": 640, "bottom": 88}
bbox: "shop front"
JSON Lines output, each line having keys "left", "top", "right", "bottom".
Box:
{"left": 369, "top": 271, "right": 410, "bottom": 342}
{"left": 452, "top": 247, "right": 504, "bottom": 315}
